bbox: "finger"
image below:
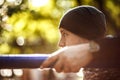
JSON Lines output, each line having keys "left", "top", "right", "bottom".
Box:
{"left": 63, "top": 65, "right": 70, "bottom": 73}
{"left": 70, "top": 64, "right": 81, "bottom": 72}
{"left": 71, "top": 68, "right": 80, "bottom": 73}
{"left": 63, "top": 58, "right": 71, "bottom": 73}
{"left": 40, "top": 55, "right": 58, "bottom": 68}
{"left": 54, "top": 57, "right": 64, "bottom": 73}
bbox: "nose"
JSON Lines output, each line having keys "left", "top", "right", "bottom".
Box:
{"left": 58, "top": 38, "right": 65, "bottom": 47}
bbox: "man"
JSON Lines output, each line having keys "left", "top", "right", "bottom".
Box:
{"left": 40, "top": 6, "right": 120, "bottom": 79}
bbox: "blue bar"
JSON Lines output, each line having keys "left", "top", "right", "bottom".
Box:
{"left": 0, "top": 54, "right": 49, "bottom": 69}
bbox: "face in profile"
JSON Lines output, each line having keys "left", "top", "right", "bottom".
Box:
{"left": 58, "top": 28, "right": 89, "bottom": 47}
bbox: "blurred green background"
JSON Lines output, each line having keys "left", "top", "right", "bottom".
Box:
{"left": 0, "top": 0, "right": 120, "bottom": 54}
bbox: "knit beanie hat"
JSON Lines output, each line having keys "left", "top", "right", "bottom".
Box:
{"left": 59, "top": 5, "right": 106, "bottom": 40}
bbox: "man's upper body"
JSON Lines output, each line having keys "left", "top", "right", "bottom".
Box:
{"left": 41, "top": 36, "right": 120, "bottom": 72}
{"left": 40, "top": 5, "right": 120, "bottom": 73}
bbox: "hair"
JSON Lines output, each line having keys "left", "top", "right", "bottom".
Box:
{"left": 59, "top": 5, "right": 106, "bottom": 40}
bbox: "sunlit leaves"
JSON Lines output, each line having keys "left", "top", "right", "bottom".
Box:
{"left": 0, "top": 0, "right": 120, "bottom": 54}
{"left": 28, "top": 0, "right": 49, "bottom": 8}
{"left": 5, "top": 9, "right": 59, "bottom": 53}
{"left": 106, "top": 0, "right": 120, "bottom": 27}
{"left": 0, "top": 43, "right": 10, "bottom": 53}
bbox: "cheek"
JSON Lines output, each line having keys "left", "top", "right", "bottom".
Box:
{"left": 65, "top": 37, "right": 81, "bottom": 46}
{"left": 66, "top": 36, "right": 89, "bottom": 46}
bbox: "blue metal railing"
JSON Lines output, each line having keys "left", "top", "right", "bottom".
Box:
{"left": 0, "top": 54, "right": 49, "bottom": 69}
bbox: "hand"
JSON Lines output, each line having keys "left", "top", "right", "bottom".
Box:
{"left": 40, "top": 43, "right": 93, "bottom": 73}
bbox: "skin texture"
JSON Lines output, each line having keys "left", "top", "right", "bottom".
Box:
{"left": 40, "top": 28, "right": 93, "bottom": 73}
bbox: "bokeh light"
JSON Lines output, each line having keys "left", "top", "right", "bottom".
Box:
{"left": 13, "top": 69, "right": 23, "bottom": 77}
{"left": 0, "top": 69, "right": 12, "bottom": 77}
{"left": 29, "top": 0, "right": 49, "bottom": 7}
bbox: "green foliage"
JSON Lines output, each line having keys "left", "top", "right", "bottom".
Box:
{"left": 0, "top": 0, "right": 120, "bottom": 54}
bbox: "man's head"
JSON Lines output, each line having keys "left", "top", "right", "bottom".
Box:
{"left": 59, "top": 5, "right": 106, "bottom": 40}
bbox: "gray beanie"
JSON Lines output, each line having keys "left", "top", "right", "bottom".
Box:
{"left": 59, "top": 5, "right": 106, "bottom": 40}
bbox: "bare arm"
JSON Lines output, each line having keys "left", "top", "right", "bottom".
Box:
{"left": 40, "top": 43, "right": 93, "bottom": 72}
{"left": 40, "top": 36, "right": 120, "bottom": 72}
